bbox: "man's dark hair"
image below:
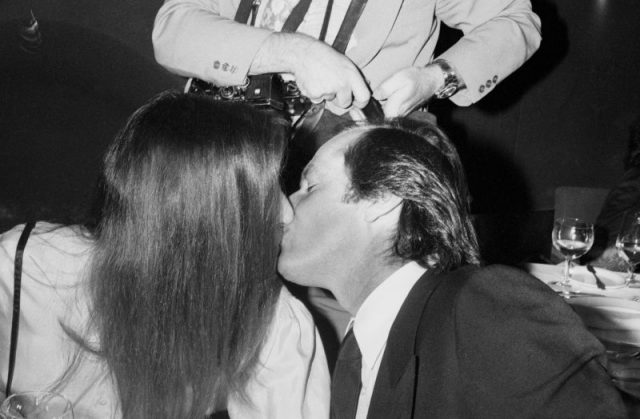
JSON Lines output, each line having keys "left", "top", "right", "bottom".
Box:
{"left": 343, "top": 120, "right": 480, "bottom": 272}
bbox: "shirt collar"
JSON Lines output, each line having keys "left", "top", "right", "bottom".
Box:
{"left": 351, "top": 261, "right": 427, "bottom": 370}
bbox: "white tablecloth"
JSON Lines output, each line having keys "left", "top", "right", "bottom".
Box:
{"left": 526, "top": 263, "right": 640, "bottom": 347}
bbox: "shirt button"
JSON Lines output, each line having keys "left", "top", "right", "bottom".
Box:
{"left": 485, "top": 80, "right": 492, "bottom": 88}
{"left": 222, "top": 63, "right": 229, "bottom": 71}
{"left": 493, "top": 75, "right": 498, "bottom": 83}
{"left": 479, "top": 85, "right": 485, "bottom": 93}
{"left": 213, "top": 60, "right": 221, "bottom": 69}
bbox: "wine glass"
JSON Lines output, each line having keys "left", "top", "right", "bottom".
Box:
{"left": 552, "top": 217, "right": 594, "bottom": 296}
{"left": 0, "top": 391, "right": 73, "bottom": 419}
{"left": 616, "top": 210, "right": 640, "bottom": 286}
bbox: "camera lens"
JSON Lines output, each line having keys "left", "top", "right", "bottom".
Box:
{"left": 219, "top": 86, "right": 236, "bottom": 99}
{"left": 285, "top": 82, "right": 299, "bottom": 95}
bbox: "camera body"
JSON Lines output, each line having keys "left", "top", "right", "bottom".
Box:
{"left": 186, "top": 74, "right": 312, "bottom": 117}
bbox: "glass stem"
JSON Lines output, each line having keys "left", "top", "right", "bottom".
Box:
{"left": 561, "top": 257, "right": 571, "bottom": 297}
{"left": 563, "top": 257, "right": 571, "bottom": 284}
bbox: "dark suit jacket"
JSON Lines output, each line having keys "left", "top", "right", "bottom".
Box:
{"left": 366, "top": 265, "right": 627, "bottom": 419}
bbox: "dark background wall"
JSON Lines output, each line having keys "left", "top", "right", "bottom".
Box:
{"left": 435, "top": 0, "right": 640, "bottom": 214}
{"left": 1, "top": 0, "right": 639, "bottom": 260}
{"left": 0, "top": 0, "right": 182, "bottom": 226}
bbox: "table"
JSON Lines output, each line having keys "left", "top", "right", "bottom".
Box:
{"left": 527, "top": 263, "right": 640, "bottom": 407}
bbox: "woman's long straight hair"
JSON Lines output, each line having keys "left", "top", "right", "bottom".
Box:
{"left": 88, "top": 92, "right": 288, "bottom": 418}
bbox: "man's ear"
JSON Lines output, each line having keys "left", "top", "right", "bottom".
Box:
{"left": 363, "top": 194, "right": 403, "bottom": 224}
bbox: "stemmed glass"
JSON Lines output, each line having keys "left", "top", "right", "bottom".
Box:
{"left": 0, "top": 391, "right": 73, "bottom": 419}
{"left": 552, "top": 217, "right": 594, "bottom": 296}
{"left": 615, "top": 210, "right": 640, "bottom": 286}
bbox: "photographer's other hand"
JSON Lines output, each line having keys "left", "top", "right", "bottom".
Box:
{"left": 251, "top": 33, "right": 370, "bottom": 110}
{"left": 373, "top": 65, "right": 444, "bottom": 118}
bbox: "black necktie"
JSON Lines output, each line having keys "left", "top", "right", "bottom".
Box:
{"left": 330, "top": 328, "right": 362, "bottom": 419}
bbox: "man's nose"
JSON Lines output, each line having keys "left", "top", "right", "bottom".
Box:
{"left": 288, "top": 190, "right": 302, "bottom": 208}
{"left": 281, "top": 194, "right": 294, "bottom": 224}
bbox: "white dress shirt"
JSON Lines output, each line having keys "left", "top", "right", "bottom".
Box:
{"left": 256, "top": 0, "right": 352, "bottom": 47}
{"left": 349, "top": 261, "right": 427, "bottom": 419}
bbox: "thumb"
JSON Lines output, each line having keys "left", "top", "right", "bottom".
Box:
{"left": 382, "top": 93, "right": 403, "bottom": 118}
{"left": 373, "top": 74, "right": 400, "bottom": 101}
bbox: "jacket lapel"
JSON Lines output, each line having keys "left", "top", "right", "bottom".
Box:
{"left": 343, "top": 0, "right": 404, "bottom": 66}
{"left": 366, "top": 270, "right": 448, "bottom": 419}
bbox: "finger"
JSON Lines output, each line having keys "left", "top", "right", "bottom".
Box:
{"left": 373, "top": 73, "right": 402, "bottom": 101}
{"left": 323, "top": 92, "right": 337, "bottom": 102}
{"left": 333, "top": 88, "right": 353, "bottom": 109}
{"left": 348, "top": 107, "right": 366, "bottom": 122}
{"left": 297, "top": 80, "right": 326, "bottom": 99}
{"left": 350, "top": 76, "right": 371, "bottom": 109}
{"left": 382, "top": 93, "right": 405, "bottom": 118}
{"left": 391, "top": 79, "right": 428, "bottom": 117}
{"left": 298, "top": 83, "right": 335, "bottom": 104}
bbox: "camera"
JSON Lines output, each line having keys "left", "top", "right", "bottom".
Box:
{"left": 186, "top": 74, "right": 312, "bottom": 117}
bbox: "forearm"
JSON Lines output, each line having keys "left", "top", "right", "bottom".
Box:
{"left": 249, "top": 32, "right": 317, "bottom": 75}
{"left": 436, "top": 0, "right": 542, "bottom": 105}
{"left": 152, "top": 0, "right": 273, "bottom": 85}
{"left": 252, "top": 32, "right": 370, "bottom": 108}
{"left": 153, "top": 0, "right": 369, "bottom": 107}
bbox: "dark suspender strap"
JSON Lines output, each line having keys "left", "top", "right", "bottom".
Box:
{"left": 235, "top": 0, "right": 365, "bottom": 53}
{"left": 5, "top": 221, "right": 36, "bottom": 397}
{"left": 331, "top": 0, "right": 368, "bottom": 53}
{"left": 235, "top": 0, "right": 315, "bottom": 33}
{"left": 318, "top": 0, "right": 334, "bottom": 42}
{"left": 234, "top": 0, "right": 255, "bottom": 23}
{"left": 280, "top": 0, "right": 312, "bottom": 33}
{"left": 283, "top": 0, "right": 365, "bottom": 49}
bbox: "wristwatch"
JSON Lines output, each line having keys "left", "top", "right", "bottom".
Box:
{"left": 431, "top": 59, "right": 465, "bottom": 100}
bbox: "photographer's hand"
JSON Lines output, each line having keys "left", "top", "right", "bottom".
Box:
{"left": 251, "top": 32, "right": 370, "bottom": 110}
{"left": 373, "top": 65, "right": 445, "bottom": 118}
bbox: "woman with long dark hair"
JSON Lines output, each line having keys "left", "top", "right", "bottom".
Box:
{"left": 0, "top": 91, "right": 330, "bottom": 418}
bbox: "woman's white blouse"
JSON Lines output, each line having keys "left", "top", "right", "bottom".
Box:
{"left": 0, "top": 222, "right": 330, "bottom": 418}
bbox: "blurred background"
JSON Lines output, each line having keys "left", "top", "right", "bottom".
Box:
{"left": 1, "top": 0, "right": 639, "bottom": 264}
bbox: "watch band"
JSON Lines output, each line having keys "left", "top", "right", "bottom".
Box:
{"left": 431, "top": 59, "right": 465, "bottom": 100}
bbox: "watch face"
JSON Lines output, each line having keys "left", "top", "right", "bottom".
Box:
{"left": 436, "top": 83, "right": 459, "bottom": 99}
{"left": 431, "top": 59, "right": 464, "bottom": 99}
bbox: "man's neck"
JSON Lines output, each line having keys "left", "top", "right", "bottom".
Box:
{"left": 333, "top": 257, "right": 406, "bottom": 316}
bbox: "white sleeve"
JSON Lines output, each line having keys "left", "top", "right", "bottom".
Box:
{"left": 435, "top": 0, "right": 542, "bottom": 105}
{"left": 152, "top": 0, "right": 274, "bottom": 86}
{"left": 227, "top": 288, "right": 330, "bottom": 419}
